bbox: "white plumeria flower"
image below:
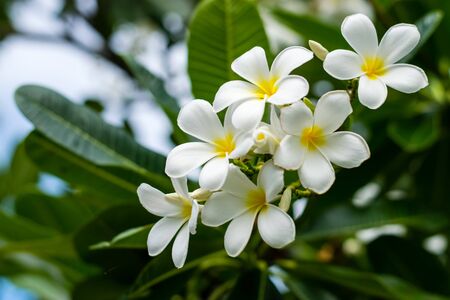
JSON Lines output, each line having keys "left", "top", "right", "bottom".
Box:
{"left": 274, "top": 90, "right": 370, "bottom": 194}
{"left": 202, "top": 161, "right": 295, "bottom": 257}
{"left": 213, "top": 46, "right": 313, "bottom": 130}
{"left": 324, "top": 13, "right": 428, "bottom": 109}
{"left": 165, "top": 100, "right": 253, "bottom": 191}
{"left": 137, "top": 177, "right": 200, "bottom": 268}
{"left": 253, "top": 106, "right": 285, "bottom": 155}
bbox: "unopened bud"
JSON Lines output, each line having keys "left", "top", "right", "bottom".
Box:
{"left": 279, "top": 187, "right": 292, "bottom": 212}
{"left": 191, "top": 188, "right": 212, "bottom": 202}
{"left": 308, "top": 40, "right": 329, "bottom": 61}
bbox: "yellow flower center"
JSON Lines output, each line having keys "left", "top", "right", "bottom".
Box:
{"left": 214, "top": 133, "right": 236, "bottom": 157}
{"left": 301, "top": 125, "right": 325, "bottom": 148}
{"left": 256, "top": 132, "right": 265, "bottom": 141}
{"left": 255, "top": 77, "right": 278, "bottom": 99}
{"left": 245, "top": 188, "right": 266, "bottom": 210}
{"left": 361, "top": 56, "right": 386, "bottom": 79}
{"left": 180, "top": 199, "right": 192, "bottom": 219}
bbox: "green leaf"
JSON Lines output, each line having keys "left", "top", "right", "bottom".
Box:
{"left": 388, "top": 112, "right": 440, "bottom": 152}
{"left": 297, "top": 200, "right": 447, "bottom": 241}
{"left": 24, "top": 131, "right": 156, "bottom": 201}
{"left": 122, "top": 56, "right": 188, "bottom": 144}
{"left": 15, "top": 193, "right": 94, "bottom": 233}
{"left": 0, "top": 142, "right": 39, "bottom": 198}
{"left": 187, "top": 0, "right": 270, "bottom": 101}
{"left": 15, "top": 85, "right": 170, "bottom": 191}
{"left": 0, "top": 211, "right": 57, "bottom": 241}
{"left": 272, "top": 10, "right": 347, "bottom": 50}
{"left": 279, "top": 260, "right": 450, "bottom": 300}
{"left": 90, "top": 225, "right": 151, "bottom": 250}
{"left": 72, "top": 276, "right": 129, "bottom": 300}
{"left": 402, "top": 10, "right": 444, "bottom": 62}
{"left": 367, "top": 236, "right": 450, "bottom": 295}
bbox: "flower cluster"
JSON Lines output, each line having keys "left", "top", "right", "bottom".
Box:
{"left": 137, "top": 14, "right": 428, "bottom": 268}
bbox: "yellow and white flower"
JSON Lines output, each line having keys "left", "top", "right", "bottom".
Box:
{"left": 213, "top": 46, "right": 313, "bottom": 129}
{"left": 253, "top": 106, "right": 285, "bottom": 155}
{"left": 274, "top": 90, "right": 370, "bottom": 194}
{"left": 324, "top": 14, "right": 428, "bottom": 109}
{"left": 137, "top": 177, "right": 200, "bottom": 268}
{"left": 202, "top": 161, "right": 295, "bottom": 257}
{"left": 165, "top": 100, "right": 253, "bottom": 191}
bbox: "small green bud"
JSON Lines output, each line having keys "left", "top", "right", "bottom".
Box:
{"left": 308, "top": 40, "right": 329, "bottom": 61}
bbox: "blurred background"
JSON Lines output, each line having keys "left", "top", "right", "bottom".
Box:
{"left": 1, "top": 0, "right": 449, "bottom": 299}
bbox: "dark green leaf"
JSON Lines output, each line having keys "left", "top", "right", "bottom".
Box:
{"left": 388, "top": 112, "right": 440, "bottom": 152}
{"left": 367, "top": 236, "right": 450, "bottom": 295}
{"left": 272, "top": 10, "right": 347, "bottom": 50}
{"left": 279, "top": 260, "right": 450, "bottom": 300}
{"left": 15, "top": 85, "right": 170, "bottom": 191}
{"left": 297, "top": 200, "right": 447, "bottom": 240}
{"left": 90, "top": 225, "right": 151, "bottom": 250}
{"left": 15, "top": 193, "right": 94, "bottom": 233}
{"left": 188, "top": 0, "right": 270, "bottom": 101}
{"left": 402, "top": 10, "right": 444, "bottom": 62}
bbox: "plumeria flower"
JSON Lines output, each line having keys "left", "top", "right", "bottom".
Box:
{"left": 165, "top": 100, "right": 253, "bottom": 191}
{"left": 324, "top": 13, "right": 428, "bottom": 109}
{"left": 137, "top": 177, "right": 200, "bottom": 268}
{"left": 253, "top": 106, "right": 285, "bottom": 155}
{"left": 202, "top": 160, "right": 295, "bottom": 257}
{"left": 213, "top": 46, "right": 313, "bottom": 130}
{"left": 274, "top": 90, "right": 370, "bottom": 194}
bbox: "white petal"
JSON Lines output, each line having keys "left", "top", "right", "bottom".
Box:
{"left": 224, "top": 209, "right": 258, "bottom": 257}
{"left": 299, "top": 149, "right": 335, "bottom": 194}
{"left": 381, "top": 64, "right": 428, "bottom": 93}
{"left": 201, "top": 191, "right": 248, "bottom": 226}
{"left": 319, "top": 132, "right": 370, "bottom": 168}
{"left": 232, "top": 99, "right": 265, "bottom": 130}
{"left": 377, "top": 24, "right": 420, "bottom": 64}
{"left": 257, "top": 204, "right": 295, "bottom": 248}
{"left": 268, "top": 75, "right": 309, "bottom": 105}
{"left": 269, "top": 105, "right": 284, "bottom": 138}
{"left": 358, "top": 75, "right": 388, "bottom": 109}
{"left": 199, "top": 156, "right": 229, "bottom": 191}
{"left": 171, "top": 177, "right": 190, "bottom": 200}
{"left": 323, "top": 50, "right": 364, "bottom": 80}
{"left": 147, "top": 217, "right": 186, "bottom": 256}
{"left": 137, "top": 183, "right": 180, "bottom": 217}
{"left": 221, "top": 165, "right": 256, "bottom": 198}
{"left": 257, "top": 160, "right": 284, "bottom": 201}
{"left": 188, "top": 200, "right": 199, "bottom": 234}
{"left": 224, "top": 103, "right": 238, "bottom": 134}
{"left": 178, "top": 100, "right": 225, "bottom": 143}
{"left": 165, "top": 142, "right": 216, "bottom": 178}
{"left": 229, "top": 132, "right": 253, "bottom": 159}
{"left": 213, "top": 80, "right": 259, "bottom": 112}
{"left": 231, "top": 46, "right": 270, "bottom": 85}
{"left": 270, "top": 46, "right": 313, "bottom": 77}
{"left": 341, "top": 13, "right": 378, "bottom": 57}
{"left": 274, "top": 135, "right": 307, "bottom": 170}
{"left": 172, "top": 222, "right": 190, "bottom": 268}
{"left": 314, "top": 90, "right": 352, "bottom": 134}
{"left": 280, "top": 101, "right": 313, "bottom": 136}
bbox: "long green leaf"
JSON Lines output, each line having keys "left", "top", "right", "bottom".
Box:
{"left": 187, "top": 0, "right": 270, "bottom": 101}
{"left": 297, "top": 201, "right": 447, "bottom": 240}
{"left": 278, "top": 260, "right": 450, "bottom": 300}
{"left": 15, "top": 85, "right": 169, "bottom": 189}
{"left": 90, "top": 225, "right": 151, "bottom": 250}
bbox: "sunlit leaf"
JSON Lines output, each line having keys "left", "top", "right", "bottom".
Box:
{"left": 188, "top": 0, "right": 270, "bottom": 101}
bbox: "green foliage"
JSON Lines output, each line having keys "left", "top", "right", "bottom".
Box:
{"left": 188, "top": 0, "right": 270, "bottom": 101}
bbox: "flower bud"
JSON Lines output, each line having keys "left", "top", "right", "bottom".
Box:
{"left": 279, "top": 187, "right": 292, "bottom": 212}
{"left": 191, "top": 188, "right": 212, "bottom": 202}
{"left": 308, "top": 40, "right": 329, "bottom": 61}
